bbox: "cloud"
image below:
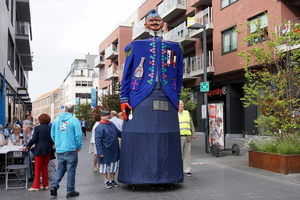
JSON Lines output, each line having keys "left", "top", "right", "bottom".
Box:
{"left": 29, "top": 0, "right": 141, "bottom": 100}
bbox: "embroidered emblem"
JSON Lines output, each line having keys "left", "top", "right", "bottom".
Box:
{"left": 132, "top": 80, "right": 138, "bottom": 90}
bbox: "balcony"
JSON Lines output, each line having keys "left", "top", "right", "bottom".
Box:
{"left": 15, "top": 21, "right": 32, "bottom": 71}
{"left": 94, "top": 55, "right": 105, "bottom": 68}
{"left": 164, "top": 21, "right": 196, "bottom": 46}
{"left": 183, "top": 58, "right": 197, "bottom": 80}
{"left": 189, "top": 7, "right": 213, "bottom": 38}
{"left": 157, "top": 0, "right": 186, "bottom": 23}
{"left": 275, "top": 18, "right": 300, "bottom": 53}
{"left": 105, "top": 44, "right": 118, "bottom": 59}
{"left": 107, "top": 65, "right": 118, "bottom": 79}
{"left": 190, "top": 51, "right": 214, "bottom": 77}
{"left": 132, "top": 18, "right": 149, "bottom": 40}
{"left": 190, "top": 0, "right": 212, "bottom": 7}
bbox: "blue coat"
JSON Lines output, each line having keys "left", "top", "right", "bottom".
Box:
{"left": 120, "top": 37, "right": 183, "bottom": 109}
{"left": 95, "top": 122, "right": 121, "bottom": 164}
{"left": 27, "top": 123, "right": 54, "bottom": 156}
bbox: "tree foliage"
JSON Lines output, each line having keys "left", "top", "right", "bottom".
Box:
{"left": 180, "top": 87, "right": 197, "bottom": 111}
{"left": 238, "top": 18, "right": 300, "bottom": 139}
{"left": 101, "top": 81, "right": 121, "bottom": 112}
{"left": 75, "top": 103, "right": 95, "bottom": 128}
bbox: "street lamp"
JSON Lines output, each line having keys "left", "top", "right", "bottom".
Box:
{"left": 187, "top": 23, "right": 209, "bottom": 154}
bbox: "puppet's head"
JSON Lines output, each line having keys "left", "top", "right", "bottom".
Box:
{"left": 144, "top": 9, "right": 164, "bottom": 32}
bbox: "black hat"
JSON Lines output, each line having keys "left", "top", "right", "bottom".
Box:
{"left": 100, "top": 110, "right": 110, "bottom": 116}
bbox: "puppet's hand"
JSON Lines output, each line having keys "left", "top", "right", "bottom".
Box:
{"left": 120, "top": 103, "right": 132, "bottom": 120}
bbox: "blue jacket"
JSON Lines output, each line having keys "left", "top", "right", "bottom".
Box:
{"left": 120, "top": 37, "right": 183, "bottom": 109}
{"left": 51, "top": 113, "right": 83, "bottom": 153}
{"left": 95, "top": 122, "right": 121, "bottom": 164}
{"left": 80, "top": 120, "right": 89, "bottom": 128}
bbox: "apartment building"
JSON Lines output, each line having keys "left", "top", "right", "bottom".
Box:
{"left": 62, "top": 54, "right": 98, "bottom": 107}
{"left": 97, "top": 0, "right": 300, "bottom": 136}
{"left": 0, "top": 0, "right": 33, "bottom": 127}
{"left": 31, "top": 88, "right": 60, "bottom": 124}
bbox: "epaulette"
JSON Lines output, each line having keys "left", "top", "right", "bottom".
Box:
{"left": 124, "top": 44, "right": 133, "bottom": 57}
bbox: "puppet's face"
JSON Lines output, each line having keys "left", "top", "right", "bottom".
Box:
{"left": 144, "top": 17, "right": 164, "bottom": 31}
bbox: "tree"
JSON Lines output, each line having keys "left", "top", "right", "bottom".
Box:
{"left": 180, "top": 87, "right": 197, "bottom": 111}
{"left": 101, "top": 81, "right": 121, "bottom": 112}
{"left": 238, "top": 18, "right": 300, "bottom": 139}
{"left": 75, "top": 103, "right": 95, "bottom": 129}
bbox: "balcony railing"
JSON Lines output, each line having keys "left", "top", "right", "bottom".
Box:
{"left": 107, "top": 65, "right": 118, "bottom": 79}
{"left": 189, "top": 7, "right": 213, "bottom": 38}
{"left": 16, "top": 21, "right": 31, "bottom": 36}
{"left": 94, "top": 55, "right": 105, "bottom": 68}
{"left": 157, "top": 0, "right": 186, "bottom": 22}
{"left": 132, "top": 18, "right": 149, "bottom": 40}
{"left": 190, "top": 51, "right": 214, "bottom": 77}
{"left": 183, "top": 57, "right": 196, "bottom": 80}
{"left": 105, "top": 44, "right": 118, "bottom": 59}
{"left": 164, "top": 21, "right": 196, "bottom": 46}
{"left": 275, "top": 18, "right": 300, "bottom": 52}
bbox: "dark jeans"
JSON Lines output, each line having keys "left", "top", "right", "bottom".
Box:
{"left": 81, "top": 127, "right": 86, "bottom": 137}
{"left": 51, "top": 151, "right": 78, "bottom": 194}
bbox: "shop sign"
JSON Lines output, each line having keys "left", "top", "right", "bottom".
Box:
{"left": 207, "top": 86, "right": 226, "bottom": 97}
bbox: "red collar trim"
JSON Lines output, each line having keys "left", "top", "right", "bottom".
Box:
{"left": 100, "top": 120, "right": 110, "bottom": 124}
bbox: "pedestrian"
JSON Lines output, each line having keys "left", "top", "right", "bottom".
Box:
{"left": 8, "top": 124, "right": 23, "bottom": 145}
{"left": 117, "top": 112, "right": 124, "bottom": 121}
{"left": 109, "top": 110, "right": 123, "bottom": 131}
{"left": 178, "top": 100, "right": 196, "bottom": 177}
{"left": 95, "top": 110, "right": 121, "bottom": 189}
{"left": 50, "top": 105, "right": 83, "bottom": 198}
{"left": 12, "top": 116, "right": 23, "bottom": 133}
{"left": 21, "top": 123, "right": 35, "bottom": 182}
{"left": 80, "top": 118, "right": 89, "bottom": 139}
{"left": 4, "top": 122, "right": 12, "bottom": 139}
{"left": 26, "top": 114, "right": 54, "bottom": 191}
{"left": 89, "top": 114, "right": 100, "bottom": 172}
{"left": 0, "top": 124, "right": 7, "bottom": 146}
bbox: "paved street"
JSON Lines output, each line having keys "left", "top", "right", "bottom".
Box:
{"left": 1, "top": 132, "right": 300, "bottom": 200}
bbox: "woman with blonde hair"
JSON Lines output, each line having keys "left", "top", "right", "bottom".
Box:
{"left": 8, "top": 124, "right": 23, "bottom": 145}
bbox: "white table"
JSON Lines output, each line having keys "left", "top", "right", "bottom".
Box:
{"left": 0, "top": 145, "right": 23, "bottom": 175}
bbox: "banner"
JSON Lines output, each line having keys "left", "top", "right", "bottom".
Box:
{"left": 208, "top": 102, "right": 224, "bottom": 149}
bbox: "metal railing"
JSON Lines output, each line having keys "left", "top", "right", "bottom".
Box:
{"left": 157, "top": 0, "right": 186, "bottom": 17}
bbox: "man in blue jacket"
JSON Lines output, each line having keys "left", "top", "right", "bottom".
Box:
{"left": 118, "top": 9, "right": 183, "bottom": 186}
{"left": 50, "top": 105, "right": 83, "bottom": 198}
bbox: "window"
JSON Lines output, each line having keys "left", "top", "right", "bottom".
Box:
{"left": 249, "top": 13, "right": 268, "bottom": 44}
{"left": 221, "top": 0, "right": 238, "bottom": 9}
{"left": 222, "top": 26, "right": 237, "bottom": 54}
{"left": 100, "top": 67, "right": 105, "bottom": 79}
{"left": 76, "top": 81, "right": 81, "bottom": 86}
{"left": 10, "top": 0, "right": 13, "bottom": 25}
{"left": 88, "top": 81, "right": 93, "bottom": 87}
{"left": 7, "top": 33, "right": 14, "bottom": 71}
{"left": 75, "top": 81, "right": 93, "bottom": 87}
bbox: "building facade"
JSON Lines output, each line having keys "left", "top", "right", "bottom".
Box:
{"left": 0, "top": 0, "right": 33, "bottom": 128}
{"left": 96, "top": 0, "right": 300, "bottom": 136}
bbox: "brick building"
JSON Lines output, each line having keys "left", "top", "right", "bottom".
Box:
{"left": 97, "top": 0, "right": 300, "bottom": 136}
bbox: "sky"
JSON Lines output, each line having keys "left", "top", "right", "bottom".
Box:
{"left": 28, "top": 0, "right": 143, "bottom": 101}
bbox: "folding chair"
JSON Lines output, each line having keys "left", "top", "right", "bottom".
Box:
{"left": 5, "top": 150, "right": 29, "bottom": 190}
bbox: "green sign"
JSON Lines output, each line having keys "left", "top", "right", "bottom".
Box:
{"left": 200, "top": 82, "right": 210, "bottom": 92}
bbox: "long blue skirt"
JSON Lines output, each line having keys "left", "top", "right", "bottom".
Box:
{"left": 118, "top": 85, "right": 183, "bottom": 184}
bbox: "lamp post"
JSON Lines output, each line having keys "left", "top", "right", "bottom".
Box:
{"left": 188, "top": 23, "right": 209, "bottom": 154}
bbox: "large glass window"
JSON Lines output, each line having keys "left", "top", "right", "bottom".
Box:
{"left": 249, "top": 13, "right": 268, "bottom": 44}
{"left": 222, "top": 26, "right": 237, "bottom": 54}
{"left": 7, "top": 33, "right": 14, "bottom": 71}
{"left": 221, "top": 0, "right": 238, "bottom": 9}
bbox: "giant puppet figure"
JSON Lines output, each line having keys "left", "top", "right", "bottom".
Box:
{"left": 118, "top": 9, "right": 184, "bottom": 185}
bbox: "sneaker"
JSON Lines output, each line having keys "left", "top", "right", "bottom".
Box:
{"left": 185, "top": 172, "right": 193, "bottom": 177}
{"left": 93, "top": 167, "right": 98, "bottom": 172}
{"left": 110, "top": 180, "right": 119, "bottom": 187}
{"left": 28, "top": 187, "right": 39, "bottom": 191}
{"left": 66, "top": 191, "right": 80, "bottom": 198}
{"left": 104, "top": 181, "right": 112, "bottom": 189}
{"left": 50, "top": 186, "right": 58, "bottom": 196}
{"left": 41, "top": 186, "right": 49, "bottom": 190}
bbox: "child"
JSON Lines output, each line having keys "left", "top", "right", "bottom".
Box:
{"left": 95, "top": 110, "right": 121, "bottom": 189}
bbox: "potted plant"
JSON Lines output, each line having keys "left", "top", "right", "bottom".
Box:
{"left": 238, "top": 17, "right": 300, "bottom": 174}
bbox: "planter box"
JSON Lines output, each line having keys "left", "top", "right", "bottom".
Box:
{"left": 248, "top": 151, "right": 300, "bottom": 174}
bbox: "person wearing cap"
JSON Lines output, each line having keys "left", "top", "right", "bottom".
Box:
{"left": 95, "top": 110, "right": 121, "bottom": 189}
{"left": 118, "top": 9, "right": 183, "bottom": 186}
